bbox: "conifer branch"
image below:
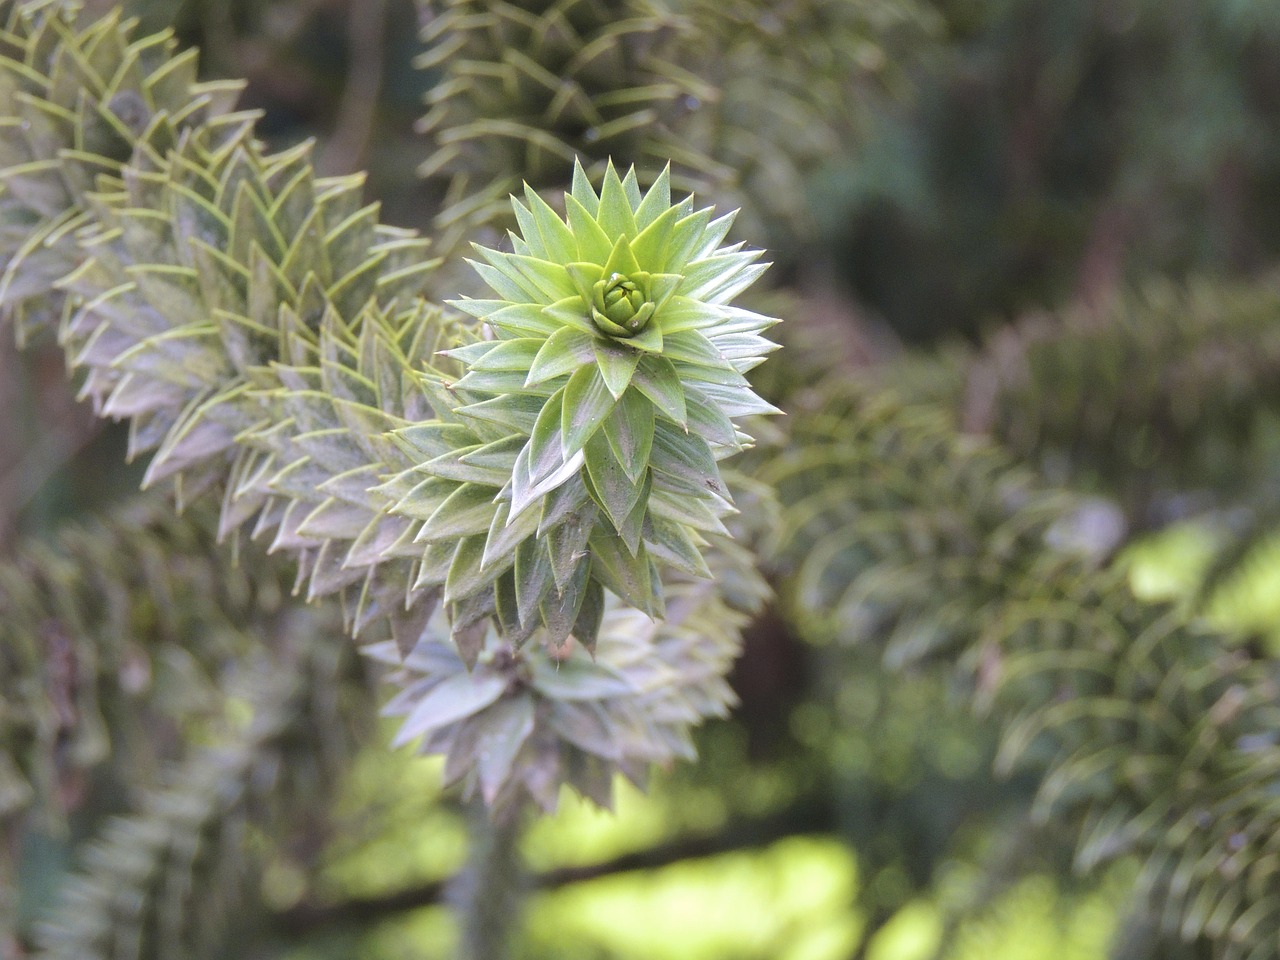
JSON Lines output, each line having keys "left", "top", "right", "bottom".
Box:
{"left": 414, "top": 0, "right": 724, "bottom": 255}
{"left": 33, "top": 606, "right": 367, "bottom": 960}
{"left": 0, "top": 498, "right": 302, "bottom": 828}
{"left": 766, "top": 379, "right": 1280, "bottom": 958}
{"left": 0, "top": 0, "right": 780, "bottom": 808}
{"left": 955, "top": 277, "right": 1280, "bottom": 521}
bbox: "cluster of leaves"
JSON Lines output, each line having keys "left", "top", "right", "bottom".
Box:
{"left": 0, "top": 0, "right": 243, "bottom": 340}
{"left": 948, "top": 277, "right": 1280, "bottom": 513}
{"left": 765, "top": 377, "right": 1280, "bottom": 958}
{"left": 430, "top": 161, "right": 778, "bottom": 649}
{"left": 35, "top": 605, "right": 365, "bottom": 960}
{"left": 413, "top": 0, "right": 937, "bottom": 254}
{"left": 0, "top": 0, "right": 778, "bottom": 815}
{"left": 378, "top": 515, "right": 768, "bottom": 811}
{"left": 0, "top": 500, "right": 298, "bottom": 831}
{"left": 415, "top": 0, "right": 718, "bottom": 254}
{"left": 892, "top": 274, "right": 1280, "bottom": 626}
{"left": 0, "top": 498, "right": 372, "bottom": 955}
{"left": 14, "top": 1, "right": 1280, "bottom": 958}
{"left": 677, "top": 0, "right": 940, "bottom": 244}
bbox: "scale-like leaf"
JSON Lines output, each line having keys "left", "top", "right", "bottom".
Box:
{"left": 602, "top": 389, "right": 655, "bottom": 484}
{"left": 561, "top": 364, "right": 617, "bottom": 458}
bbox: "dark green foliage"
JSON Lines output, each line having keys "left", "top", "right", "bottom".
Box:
{"left": 35, "top": 606, "right": 366, "bottom": 960}
{"left": 0, "top": 0, "right": 775, "bottom": 816}
{"left": 416, "top": 0, "right": 717, "bottom": 253}
{"left": 826, "top": 0, "right": 1280, "bottom": 341}
{"left": 949, "top": 277, "right": 1280, "bottom": 514}
{"left": 0, "top": 499, "right": 373, "bottom": 955}
{"left": 766, "top": 378, "right": 1280, "bottom": 957}
{"left": 0, "top": 500, "right": 299, "bottom": 830}
{"left": 678, "top": 0, "right": 939, "bottom": 245}
{"left": 414, "top": 0, "right": 939, "bottom": 252}
{"left": 5, "top": 0, "right": 1280, "bottom": 957}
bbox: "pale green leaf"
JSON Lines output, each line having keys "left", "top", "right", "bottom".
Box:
{"left": 601, "top": 233, "right": 642, "bottom": 278}
{"left": 616, "top": 470, "right": 651, "bottom": 556}
{"left": 633, "top": 164, "right": 671, "bottom": 230}
{"left": 629, "top": 200, "right": 680, "bottom": 268}
{"left": 624, "top": 318, "right": 663, "bottom": 354}
{"left": 529, "top": 655, "right": 634, "bottom": 702}
{"left": 561, "top": 364, "right": 616, "bottom": 458}
{"left": 565, "top": 194, "right": 612, "bottom": 262}
{"left": 597, "top": 162, "right": 638, "bottom": 240}
{"left": 476, "top": 697, "right": 536, "bottom": 805}
{"left": 527, "top": 325, "right": 596, "bottom": 385}
{"left": 390, "top": 671, "right": 508, "bottom": 747}
{"left": 525, "top": 387, "right": 567, "bottom": 486}
{"left": 469, "top": 337, "right": 543, "bottom": 371}
{"left": 653, "top": 296, "right": 723, "bottom": 334}
{"left": 476, "top": 248, "right": 576, "bottom": 302}
{"left": 570, "top": 158, "right": 600, "bottom": 215}
{"left": 602, "top": 388, "right": 654, "bottom": 483}
{"left": 593, "top": 338, "right": 641, "bottom": 398}
{"left": 524, "top": 182, "right": 578, "bottom": 263}
{"left": 485, "top": 302, "right": 566, "bottom": 338}
{"left": 482, "top": 497, "right": 539, "bottom": 571}
{"left": 664, "top": 207, "right": 713, "bottom": 271}
{"left": 444, "top": 534, "right": 491, "bottom": 602}
{"left": 565, "top": 261, "right": 605, "bottom": 301}
{"left": 542, "top": 295, "right": 600, "bottom": 335}
{"left": 631, "top": 355, "right": 686, "bottom": 426}
{"left": 421, "top": 482, "right": 500, "bottom": 541}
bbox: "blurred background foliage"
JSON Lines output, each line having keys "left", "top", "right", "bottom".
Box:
{"left": 7, "top": 0, "right": 1280, "bottom": 957}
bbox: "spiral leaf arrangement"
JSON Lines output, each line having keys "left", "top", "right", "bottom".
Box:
{"left": 679, "top": 0, "right": 940, "bottom": 242}
{"left": 0, "top": 500, "right": 372, "bottom": 953}
{"left": 0, "top": 0, "right": 780, "bottom": 813}
{"left": 0, "top": 500, "right": 302, "bottom": 829}
{"left": 377, "top": 511, "right": 771, "bottom": 811}
{"left": 423, "top": 160, "right": 780, "bottom": 650}
{"left": 765, "top": 379, "right": 1280, "bottom": 957}
{"left": 415, "top": 0, "right": 721, "bottom": 252}
{"left": 0, "top": 0, "right": 242, "bottom": 341}
{"left": 36, "top": 609, "right": 364, "bottom": 960}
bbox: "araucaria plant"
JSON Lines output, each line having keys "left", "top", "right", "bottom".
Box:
{"left": 12, "top": 2, "right": 1280, "bottom": 959}
{"left": 374, "top": 162, "right": 780, "bottom": 809}
{"left": 428, "top": 160, "right": 779, "bottom": 642}
{"left": 0, "top": 0, "right": 780, "bottom": 951}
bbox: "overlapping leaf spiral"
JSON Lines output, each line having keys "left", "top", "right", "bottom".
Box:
{"left": 430, "top": 160, "right": 779, "bottom": 650}
{"left": 0, "top": 0, "right": 779, "bottom": 810}
{"left": 0, "top": 500, "right": 298, "bottom": 829}
{"left": 377, "top": 492, "right": 771, "bottom": 812}
{"left": 765, "top": 379, "right": 1280, "bottom": 958}
{"left": 415, "top": 0, "right": 719, "bottom": 252}
{"left": 0, "top": 0, "right": 242, "bottom": 341}
{"left": 35, "top": 608, "right": 364, "bottom": 960}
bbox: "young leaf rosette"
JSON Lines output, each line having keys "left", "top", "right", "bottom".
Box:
{"left": 438, "top": 160, "right": 780, "bottom": 637}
